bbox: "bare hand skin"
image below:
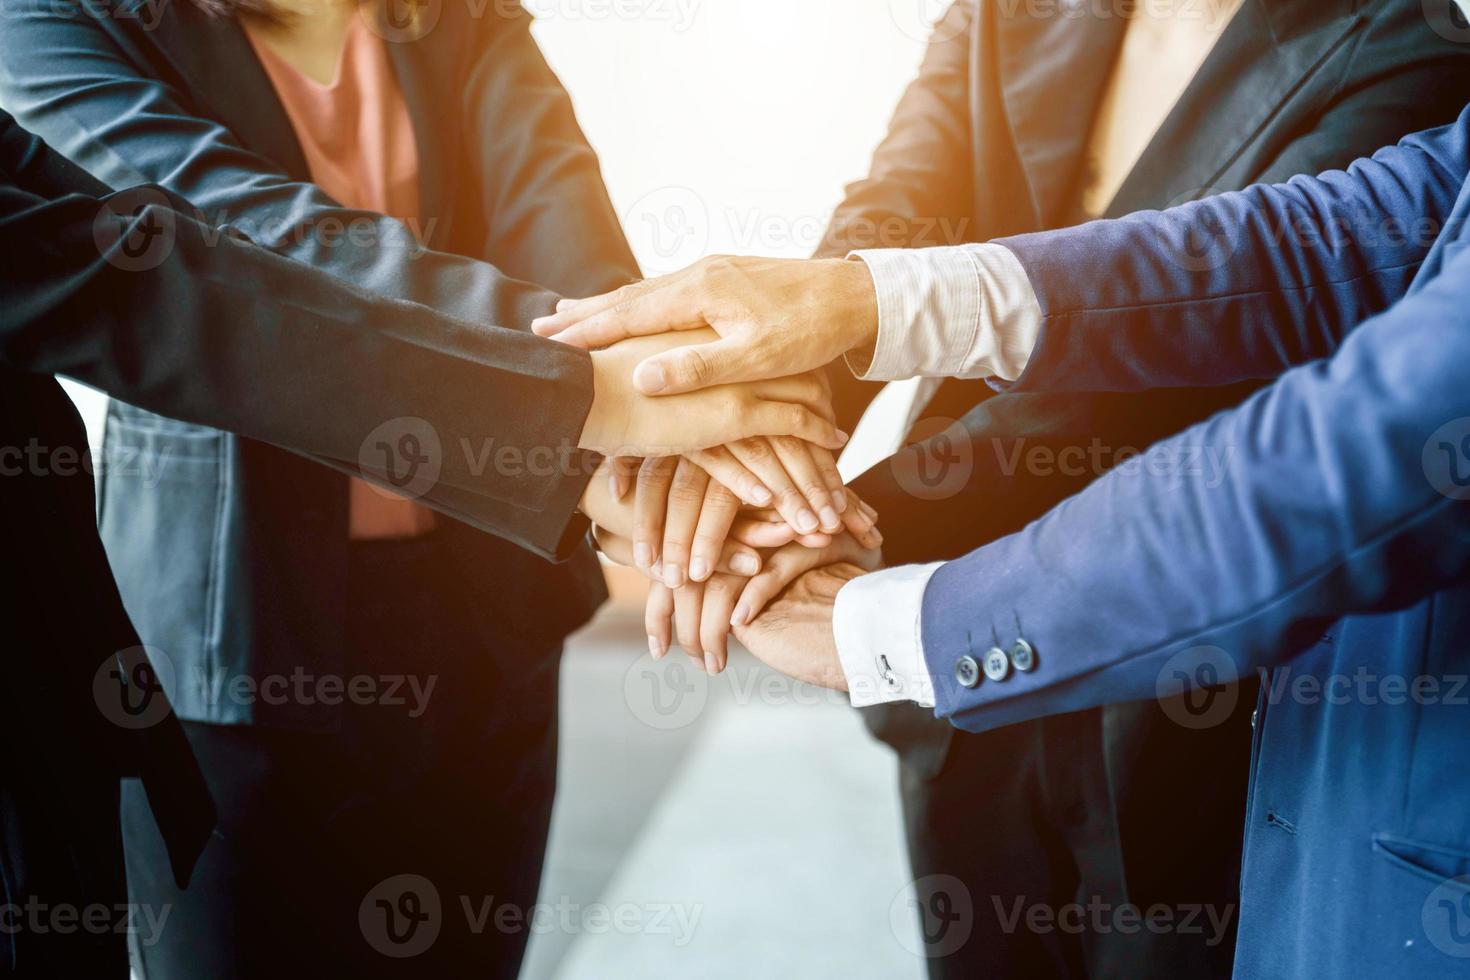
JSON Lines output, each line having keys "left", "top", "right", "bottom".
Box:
{"left": 643, "top": 519, "right": 883, "bottom": 674}
{"left": 539, "top": 257, "right": 880, "bottom": 395}
{"left": 731, "top": 563, "right": 869, "bottom": 691}
{"left": 577, "top": 329, "right": 848, "bottom": 455}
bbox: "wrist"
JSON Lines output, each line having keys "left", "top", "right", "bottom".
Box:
{"left": 579, "top": 351, "right": 627, "bottom": 454}
{"left": 828, "top": 258, "right": 880, "bottom": 353}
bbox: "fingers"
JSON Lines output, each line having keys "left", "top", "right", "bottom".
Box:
{"left": 672, "top": 580, "right": 706, "bottom": 663}
{"left": 633, "top": 457, "right": 678, "bottom": 573}
{"left": 608, "top": 456, "right": 641, "bottom": 501}
{"left": 731, "top": 543, "right": 828, "bottom": 628}
{"left": 727, "top": 438, "right": 820, "bottom": 535}
{"left": 535, "top": 278, "right": 707, "bottom": 351}
{"left": 598, "top": 526, "right": 766, "bottom": 580}
{"left": 633, "top": 335, "right": 754, "bottom": 395}
{"left": 645, "top": 583, "right": 674, "bottom": 660}
{"left": 752, "top": 400, "right": 849, "bottom": 451}
{"left": 842, "top": 496, "right": 884, "bottom": 551}
{"left": 807, "top": 445, "right": 848, "bottom": 513}
{"left": 698, "top": 573, "right": 745, "bottom": 674}
{"left": 657, "top": 457, "right": 711, "bottom": 590}
{"left": 687, "top": 446, "right": 775, "bottom": 508}
{"left": 770, "top": 437, "right": 843, "bottom": 533}
{"left": 689, "top": 482, "right": 758, "bottom": 584}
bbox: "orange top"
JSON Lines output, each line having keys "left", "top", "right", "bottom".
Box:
{"left": 248, "top": 14, "right": 436, "bottom": 538}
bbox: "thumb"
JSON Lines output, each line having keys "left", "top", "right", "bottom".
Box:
{"left": 633, "top": 337, "right": 752, "bottom": 395}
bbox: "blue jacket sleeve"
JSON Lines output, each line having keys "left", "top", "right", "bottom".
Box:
{"left": 921, "top": 242, "right": 1470, "bottom": 732}
{"left": 993, "top": 107, "right": 1470, "bottom": 392}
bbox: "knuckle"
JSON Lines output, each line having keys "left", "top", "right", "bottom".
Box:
{"left": 737, "top": 438, "right": 774, "bottom": 465}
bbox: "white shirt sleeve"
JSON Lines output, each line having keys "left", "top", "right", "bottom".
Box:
{"left": 848, "top": 244, "right": 1042, "bottom": 383}
{"left": 833, "top": 563, "right": 944, "bottom": 709}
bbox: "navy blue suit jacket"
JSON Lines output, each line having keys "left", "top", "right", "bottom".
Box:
{"left": 921, "top": 107, "right": 1470, "bottom": 975}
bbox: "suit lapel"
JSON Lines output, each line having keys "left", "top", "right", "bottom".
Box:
{"left": 1106, "top": 0, "right": 1366, "bottom": 217}
{"left": 150, "top": 5, "right": 310, "bottom": 180}
{"left": 995, "top": 0, "right": 1128, "bottom": 226}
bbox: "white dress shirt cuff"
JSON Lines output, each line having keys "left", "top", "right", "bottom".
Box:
{"left": 849, "top": 244, "right": 1042, "bottom": 383}
{"left": 833, "top": 563, "right": 943, "bottom": 708}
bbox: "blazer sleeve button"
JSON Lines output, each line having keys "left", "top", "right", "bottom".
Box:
{"left": 955, "top": 656, "right": 982, "bottom": 689}
{"left": 983, "top": 647, "right": 1011, "bottom": 682}
{"left": 1009, "top": 638, "right": 1036, "bottom": 673}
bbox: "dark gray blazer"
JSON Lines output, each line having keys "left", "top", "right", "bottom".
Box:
{"left": 0, "top": 1, "right": 640, "bottom": 726}
{"left": 0, "top": 109, "right": 605, "bottom": 975}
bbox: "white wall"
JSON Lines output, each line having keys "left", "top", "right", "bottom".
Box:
{"left": 527, "top": 0, "right": 930, "bottom": 275}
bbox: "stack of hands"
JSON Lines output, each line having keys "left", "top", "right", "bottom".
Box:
{"left": 541, "top": 255, "right": 884, "bottom": 688}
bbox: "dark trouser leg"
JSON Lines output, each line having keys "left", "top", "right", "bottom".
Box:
{"left": 123, "top": 532, "right": 561, "bottom": 979}
{"left": 1, "top": 774, "right": 129, "bottom": 979}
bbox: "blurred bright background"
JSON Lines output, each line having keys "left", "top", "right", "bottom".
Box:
{"left": 524, "top": 5, "right": 938, "bottom": 977}
{"left": 68, "top": 1, "right": 950, "bottom": 976}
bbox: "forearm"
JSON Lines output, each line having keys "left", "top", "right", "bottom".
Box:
{"left": 918, "top": 248, "right": 1470, "bottom": 732}
{"left": 851, "top": 109, "right": 1470, "bottom": 393}
{"left": 1, "top": 184, "right": 596, "bottom": 558}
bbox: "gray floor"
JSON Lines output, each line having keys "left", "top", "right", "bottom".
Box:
{"left": 521, "top": 603, "right": 928, "bottom": 980}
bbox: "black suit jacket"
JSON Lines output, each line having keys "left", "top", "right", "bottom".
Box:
{"left": 0, "top": 111, "right": 602, "bottom": 976}
{"left": 823, "top": 0, "right": 1470, "bottom": 771}
{"left": 0, "top": 2, "right": 640, "bottom": 726}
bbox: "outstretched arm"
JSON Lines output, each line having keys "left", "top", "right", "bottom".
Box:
{"left": 535, "top": 107, "right": 1470, "bottom": 397}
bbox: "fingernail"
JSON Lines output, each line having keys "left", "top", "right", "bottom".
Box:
{"left": 651, "top": 559, "right": 663, "bottom": 579}
{"left": 749, "top": 485, "right": 773, "bottom": 506}
{"left": 871, "top": 528, "right": 885, "bottom": 545}
{"left": 819, "top": 507, "right": 841, "bottom": 532}
{"left": 731, "top": 604, "right": 750, "bottom": 627}
{"left": 634, "top": 361, "right": 667, "bottom": 394}
{"left": 663, "top": 563, "right": 684, "bottom": 589}
{"left": 531, "top": 316, "right": 552, "bottom": 334}
{"left": 836, "top": 430, "right": 851, "bottom": 444}
{"left": 690, "top": 558, "right": 711, "bottom": 582}
{"left": 556, "top": 298, "right": 574, "bottom": 311}
{"left": 634, "top": 543, "right": 652, "bottom": 569}
{"left": 704, "top": 651, "right": 721, "bottom": 676}
{"left": 832, "top": 488, "right": 848, "bottom": 512}
{"left": 795, "top": 509, "right": 819, "bottom": 534}
{"left": 648, "top": 635, "right": 665, "bottom": 659}
{"left": 731, "top": 552, "right": 760, "bottom": 575}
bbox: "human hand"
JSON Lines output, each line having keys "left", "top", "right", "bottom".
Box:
{"left": 537, "top": 256, "right": 880, "bottom": 395}
{"left": 581, "top": 457, "right": 767, "bottom": 576}
{"left": 644, "top": 521, "right": 882, "bottom": 675}
{"left": 578, "top": 329, "right": 848, "bottom": 455}
{"left": 730, "top": 563, "right": 870, "bottom": 691}
{"left": 629, "top": 443, "right": 877, "bottom": 588}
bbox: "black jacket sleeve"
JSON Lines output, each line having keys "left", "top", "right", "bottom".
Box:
{"left": 0, "top": 113, "right": 595, "bottom": 559}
